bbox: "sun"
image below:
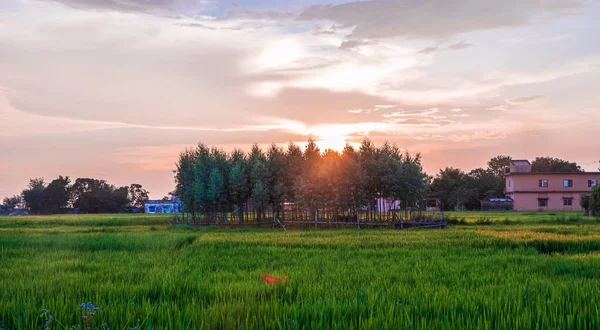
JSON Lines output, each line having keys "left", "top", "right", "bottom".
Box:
{"left": 315, "top": 136, "right": 349, "bottom": 153}
{"left": 309, "top": 125, "right": 359, "bottom": 153}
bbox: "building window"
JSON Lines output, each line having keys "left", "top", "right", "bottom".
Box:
{"left": 563, "top": 198, "right": 573, "bottom": 206}
{"left": 148, "top": 206, "right": 156, "bottom": 213}
{"left": 538, "top": 198, "right": 549, "bottom": 207}
{"left": 539, "top": 179, "right": 548, "bottom": 187}
{"left": 589, "top": 179, "right": 598, "bottom": 187}
{"left": 563, "top": 179, "right": 573, "bottom": 188}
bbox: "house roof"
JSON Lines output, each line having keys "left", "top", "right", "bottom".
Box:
{"left": 145, "top": 200, "right": 177, "bottom": 205}
{"left": 510, "top": 160, "right": 531, "bottom": 166}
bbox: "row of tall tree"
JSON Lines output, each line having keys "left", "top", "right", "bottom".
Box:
{"left": 1, "top": 177, "right": 149, "bottom": 214}
{"left": 430, "top": 156, "right": 587, "bottom": 211}
{"left": 174, "top": 139, "right": 429, "bottom": 223}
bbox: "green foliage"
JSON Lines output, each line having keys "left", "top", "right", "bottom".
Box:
{"left": 531, "top": 157, "right": 583, "bottom": 172}
{"left": 468, "top": 168, "right": 504, "bottom": 200}
{"left": 228, "top": 161, "right": 249, "bottom": 223}
{"left": 128, "top": 184, "right": 149, "bottom": 209}
{"left": 431, "top": 155, "right": 514, "bottom": 211}
{"left": 8, "top": 177, "right": 148, "bottom": 215}
{"left": 592, "top": 185, "right": 600, "bottom": 216}
{"left": 2, "top": 214, "right": 600, "bottom": 328}
{"left": 580, "top": 194, "right": 591, "bottom": 214}
{"left": 430, "top": 167, "right": 477, "bottom": 211}
{"left": 2, "top": 194, "right": 23, "bottom": 211}
{"left": 487, "top": 155, "right": 512, "bottom": 177}
{"left": 72, "top": 178, "right": 130, "bottom": 213}
{"left": 41, "top": 175, "right": 72, "bottom": 214}
{"left": 173, "top": 138, "right": 428, "bottom": 222}
{"left": 206, "top": 169, "right": 226, "bottom": 212}
{"left": 21, "top": 178, "right": 46, "bottom": 214}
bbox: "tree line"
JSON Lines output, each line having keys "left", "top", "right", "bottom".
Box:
{"left": 2, "top": 144, "right": 594, "bottom": 216}
{"left": 174, "top": 138, "right": 429, "bottom": 223}
{"left": 1, "top": 177, "right": 149, "bottom": 215}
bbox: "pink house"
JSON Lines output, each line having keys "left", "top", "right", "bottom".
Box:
{"left": 505, "top": 160, "right": 599, "bottom": 211}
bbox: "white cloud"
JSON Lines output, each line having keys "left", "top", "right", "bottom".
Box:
{"left": 382, "top": 108, "right": 439, "bottom": 118}
{"left": 485, "top": 105, "right": 510, "bottom": 111}
{"left": 506, "top": 95, "right": 545, "bottom": 105}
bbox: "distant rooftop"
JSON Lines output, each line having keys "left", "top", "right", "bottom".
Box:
{"left": 145, "top": 200, "right": 177, "bottom": 205}
{"left": 511, "top": 160, "right": 531, "bottom": 166}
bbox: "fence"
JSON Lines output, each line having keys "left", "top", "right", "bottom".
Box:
{"left": 169, "top": 208, "right": 446, "bottom": 230}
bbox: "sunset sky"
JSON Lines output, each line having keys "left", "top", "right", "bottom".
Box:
{"left": 1, "top": 0, "right": 600, "bottom": 199}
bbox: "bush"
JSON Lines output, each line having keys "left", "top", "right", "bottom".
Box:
{"left": 592, "top": 185, "right": 600, "bottom": 217}
{"left": 580, "top": 194, "right": 591, "bottom": 215}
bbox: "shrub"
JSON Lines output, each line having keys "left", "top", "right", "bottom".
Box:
{"left": 580, "top": 194, "right": 591, "bottom": 215}
{"left": 592, "top": 185, "right": 600, "bottom": 217}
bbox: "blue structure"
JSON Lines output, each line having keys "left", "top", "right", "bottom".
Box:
{"left": 144, "top": 197, "right": 183, "bottom": 214}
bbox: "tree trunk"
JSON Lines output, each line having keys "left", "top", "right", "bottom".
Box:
{"left": 238, "top": 203, "right": 244, "bottom": 224}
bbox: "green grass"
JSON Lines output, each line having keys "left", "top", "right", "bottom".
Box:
{"left": 1, "top": 212, "right": 600, "bottom": 329}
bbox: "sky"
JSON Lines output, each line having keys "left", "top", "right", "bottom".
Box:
{"left": 1, "top": 0, "right": 600, "bottom": 199}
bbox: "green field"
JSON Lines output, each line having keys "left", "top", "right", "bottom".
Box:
{"left": 1, "top": 212, "right": 600, "bottom": 329}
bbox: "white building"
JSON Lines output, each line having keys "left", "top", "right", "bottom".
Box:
{"left": 144, "top": 197, "right": 183, "bottom": 214}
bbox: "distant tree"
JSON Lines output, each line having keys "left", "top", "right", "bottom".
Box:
{"left": 487, "top": 155, "right": 512, "bottom": 177}
{"left": 266, "top": 144, "right": 287, "bottom": 221}
{"left": 317, "top": 149, "right": 342, "bottom": 216}
{"left": 229, "top": 161, "right": 249, "bottom": 223}
{"left": 468, "top": 168, "right": 504, "bottom": 200}
{"left": 171, "top": 138, "right": 429, "bottom": 225}
{"left": 206, "top": 169, "right": 227, "bottom": 217}
{"left": 431, "top": 168, "right": 478, "bottom": 211}
{"left": 113, "top": 186, "right": 130, "bottom": 211}
{"left": 174, "top": 147, "right": 200, "bottom": 221}
{"left": 161, "top": 196, "right": 171, "bottom": 201}
{"left": 359, "top": 138, "right": 379, "bottom": 218}
{"left": 385, "top": 152, "right": 428, "bottom": 211}
{"left": 21, "top": 178, "right": 46, "bottom": 214}
{"left": 41, "top": 176, "right": 72, "bottom": 214}
{"left": 250, "top": 160, "right": 269, "bottom": 222}
{"left": 128, "top": 184, "right": 149, "bottom": 209}
{"left": 71, "top": 178, "right": 129, "bottom": 213}
{"left": 284, "top": 143, "right": 303, "bottom": 205}
{"left": 296, "top": 138, "right": 322, "bottom": 220}
{"left": 2, "top": 195, "right": 23, "bottom": 211}
{"left": 192, "top": 144, "right": 212, "bottom": 221}
{"left": 531, "top": 157, "right": 583, "bottom": 173}
{"left": 338, "top": 144, "right": 368, "bottom": 215}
